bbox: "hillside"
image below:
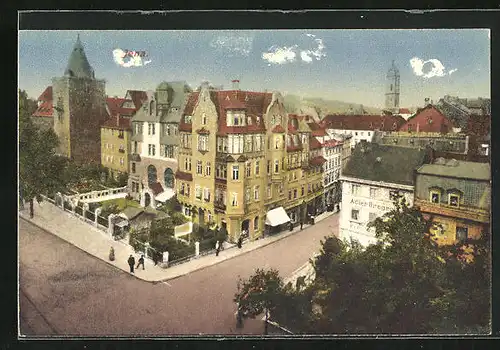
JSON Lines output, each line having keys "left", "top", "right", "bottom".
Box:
{"left": 283, "top": 94, "right": 382, "bottom": 121}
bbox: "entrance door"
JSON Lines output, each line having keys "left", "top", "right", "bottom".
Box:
{"left": 241, "top": 219, "right": 250, "bottom": 239}
{"left": 144, "top": 193, "right": 151, "bottom": 207}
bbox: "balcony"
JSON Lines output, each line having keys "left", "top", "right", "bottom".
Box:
{"left": 214, "top": 200, "right": 226, "bottom": 211}
{"left": 414, "top": 198, "right": 489, "bottom": 224}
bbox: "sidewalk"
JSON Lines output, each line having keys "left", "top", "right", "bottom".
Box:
{"left": 19, "top": 200, "right": 336, "bottom": 283}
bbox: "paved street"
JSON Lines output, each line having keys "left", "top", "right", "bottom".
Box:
{"left": 19, "top": 213, "right": 339, "bottom": 336}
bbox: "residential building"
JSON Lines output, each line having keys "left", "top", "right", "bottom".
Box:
{"left": 398, "top": 104, "right": 455, "bottom": 133}
{"left": 436, "top": 95, "right": 491, "bottom": 130}
{"left": 128, "top": 81, "right": 192, "bottom": 208}
{"left": 339, "top": 141, "right": 427, "bottom": 247}
{"left": 31, "top": 86, "right": 54, "bottom": 130}
{"left": 414, "top": 158, "right": 490, "bottom": 245}
{"left": 377, "top": 131, "right": 469, "bottom": 155}
{"left": 395, "top": 108, "right": 414, "bottom": 120}
{"left": 321, "top": 114, "right": 406, "bottom": 148}
{"left": 51, "top": 34, "right": 107, "bottom": 163}
{"left": 100, "top": 97, "right": 135, "bottom": 179}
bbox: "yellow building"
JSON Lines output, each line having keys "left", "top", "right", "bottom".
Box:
{"left": 175, "top": 82, "right": 326, "bottom": 242}
{"left": 101, "top": 97, "right": 133, "bottom": 179}
{"left": 414, "top": 158, "right": 490, "bottom": 245}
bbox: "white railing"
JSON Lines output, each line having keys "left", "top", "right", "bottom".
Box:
{"left": 67, "top": 186, "right": 128, "bottom": 202}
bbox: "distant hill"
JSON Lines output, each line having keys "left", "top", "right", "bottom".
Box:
{"left": 283, "top": 94, "right": 382, "bottom": 121}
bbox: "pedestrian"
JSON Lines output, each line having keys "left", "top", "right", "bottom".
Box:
{"left": 152, "top": 251, "right": 158, "bottom": 266}
{"left": 215, "top": 240, "right": 220, "bottom": 256}
{"left": 136, "top": 254, "right": 145, "bottom": 270}
{"left": 289, "top": 221, "right": 294, "bottom": 231}
{"left": 127, "top": 254, "right": 135, "bottom": 274}
{"left": 237, "top": 236, "right": 242, "bottom": 249}
{"left": 300, "top": 221, "right": 303, "bottom": 230}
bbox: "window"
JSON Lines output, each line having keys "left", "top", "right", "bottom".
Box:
{"left": 184, "top": 157, "right": 192, "bottom": 171}
{"left": 351, "top": 209, "right": 360, "bottom": 221}
{"left": 254, "top": 216, "right": 259, "bottom": 230}
{"left": 148, "top": 144, "right": 156, "bottom": 156}
{"left": 293, "top": 189, "right": 297, "bottom": 199}
{"left": 165, "top": 124, "right": 171, "bottom": 135}
{"left": 198, "top": 135, "right": 208, "bottom": 151}
{"left": 231, "top": 193, "right": 238, "bottom": 206}
{"left": 368, "top": 132, "right": 371, "bottom": 136}
{"left": 186, "top": 184, "right": 191, "bottom": 195}
{"left": 278, "top": 184, "right": 284, "bottom": 194}
{"left": 245, "top": 135, "right": 253, "bottom": 152}
{"left": 180, "top": 183, "right": 185, "bottom": 195}
{"left": 205, "top": 162, "right": 211, "bottom": 176}
{"left": 245, "top": 188, "right": 251, "bottom": 202}
{"left": 203, "top": 188, "right": 211, "bottom": 202}
{"left": 255, "top": 135, "right": 262, "bottom": 151}
{"left": 255, "top": 160, "right": 260, "bottom": 175}
{"left": 370, "top": 188, "right": 378, "bottom": 198}
{"left": 369, "top": 212, "right": 377, "bottom": 223}
{"left": 196, "top": 161, "right": 203, "bottom": 175}
{"left": 164, "top": 168, "right": 174, "bottom": 188}
{"left": 202, "top": 113, "right": 207, "bottom": 125}
{"left": 274, "top": 160, "right": 279, "bottom": 173}
{"left": 148, "top": 123, "right": 155, "bottom": 135}
{"left": 232, "top": 165, "right": 239, "bottom": 180}
{"left": 449, "top": 194, "right": 460, "bottom": 207}
{"left": 131, "top": 162, "right": 136, "bottom": 173}
{"left": 164, "top": 145, "right": 175, "bottom": 158}
{"left": 288, "top": 191, "right": 292, "bottom": 200}
{"left": 267, "top": 160, "right": 271, "bottom": 175}
{"left": 245, "top": 162, "right": 251, "bottom": 177}
{"left": 118, "top": 130, "right": 124, "bottom": 138}
{"left": 254, "top": 186, "right": 260, "bottom": 200}
{"left": 147, "top": 165, "right": 157, "bottom": 185}
{"left": 352, "top": 184, "right": 361, "bottom": 196}
{"left": 133, "top": 141, "right": 138, "bottom": 154}
{"left": 430, "top": 191, "right": 440, "bottom": 204}
{"left": 301, "top": 186, "right": 304, "bottom": 196}
{"left": 275, "top": 136, "right": 280, "bottom": 149}
{"left": 120, "top": 157, "right": 124, "bottom": 165}
{"left": 267, "top": 184, "right": 272, "bottom": 198}
{"left": 184, "top": 115, "right": 192, "bottom": 123}
{"left": 195, "top": 186, "right": 202, "bottom": 200}
{"left": 456, "top": 226, "right": 468, "bottom": 241}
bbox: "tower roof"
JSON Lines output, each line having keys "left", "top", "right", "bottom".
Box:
{"left": 387, "top": 60, "right": 399, "bottom": 76}
{"left": 64, "top": 34, "right": 95, "bottom": 79}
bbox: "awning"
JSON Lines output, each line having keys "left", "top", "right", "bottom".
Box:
{"left": 265, "top": 207, "right": 291, "bottom": 227}
{"left": 155, "top": 188, "right": 175, "bottom": 203}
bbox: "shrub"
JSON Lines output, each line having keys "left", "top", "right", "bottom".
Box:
{"left": 129, "top": 229, "right": 148, "bottom": 252}
{"left": 170, "top": 211, "right": 188, "bottom": 226}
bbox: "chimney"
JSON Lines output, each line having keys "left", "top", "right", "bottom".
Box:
{"left": 232, "top": 79, "right": 240, "bottom": 90}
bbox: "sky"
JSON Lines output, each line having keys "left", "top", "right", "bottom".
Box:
{"left": 19, "top": 29, "right": 490, "bottom": 109}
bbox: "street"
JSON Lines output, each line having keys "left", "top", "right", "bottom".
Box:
{"left": 19, "top": 213, "right": 339, "bottom": 336}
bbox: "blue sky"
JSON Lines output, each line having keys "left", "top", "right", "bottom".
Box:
{"left": 19, "top": 29, "right": 490, "bottom": 108}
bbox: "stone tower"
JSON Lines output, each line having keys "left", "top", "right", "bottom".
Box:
{"left": 52, "top": 34, "right": 107, "bottom": 164}
{"left": 385, "top": 60, "right": 400, "bottom": 113}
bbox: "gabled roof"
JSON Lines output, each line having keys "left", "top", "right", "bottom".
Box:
{"left": 310, "top": 137, "right": 323, "bottom": 150}
{"left": 102, "top": 115, "right": 132, "bottom": 130}
{"left": 32, "top": 101, "right": 53, "bottom": 117}
{"left": 38, "top": 86, "right": 52, "bottom": 101}
{"left": 310, "top": 156, "right": 327, "bottom": 166}
{"left": 307, "top": 121, "right": 327, "bottom": 136}
{"left": 125, "top": 90, "right": 148, "bottom": 110}
{"left": 343, "top": 142, "right": 427, "bottom": 186}
{"left": 106, "top": 97, "right": 127, "bottom": 117}
{"left": 322, "top": 114, "right": 406, "bottom": 131}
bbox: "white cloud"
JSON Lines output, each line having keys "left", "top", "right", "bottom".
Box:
{"left": 409, "top": 57, "right": 456, "bottom": 78}
{"left": 262, "top": 34, "right": 326, "bottom": 66}
{"left": 113, "top": 48, "right": 150, "bottom": 68}
{"left": 262, "top": 45, "right": 297, "bottom": 65}
{"left": 210, "top": 35, "right": 254, "bottom": 56}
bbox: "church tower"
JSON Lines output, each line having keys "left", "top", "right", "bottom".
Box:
{"left": 52, "top": 34, "right": 107, "bottom": 164}
{"left": 385, "top": 60, "right": 400, "bottom": 113}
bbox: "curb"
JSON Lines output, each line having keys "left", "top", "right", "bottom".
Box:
{"left": 19, "top": 214, "right": 155, "bottom": 284}
{"left": 20, "top": 209, "right": 337, "bottom": 284}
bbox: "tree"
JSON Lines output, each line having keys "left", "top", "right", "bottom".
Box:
{"left": 234, "top": 268, "right": 285, "bottom": 334}
{"left": 19, "top": 90, "right": 68, "bottom": 217}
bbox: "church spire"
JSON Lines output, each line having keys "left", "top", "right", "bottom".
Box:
{"left": 64, "top": 34, "right": 95, "bottom": 79}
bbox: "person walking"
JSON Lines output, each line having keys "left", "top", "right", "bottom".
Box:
{"left": 127, "top": 254, "right": 135, "bottom": 274}
{"left": 136, "top": 254, "right": 145, "bottom": 270}
{"left": 215, "top": 240, "right": 220, "bottom": 256}
{"left": 300, "top": 220, "right": 303, "bottom": 230}
{"left": 237, "top": 236, "right": 243, "bottom": 249}
{"left": 152, "top": 252, "right": 158, "bottom": 266}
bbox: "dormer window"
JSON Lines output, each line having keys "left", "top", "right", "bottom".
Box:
{"left": 392, "top": 122, "right": 397, "bottom": 130}
{"left": 448, "top": 193, "right": 460, "bottom": 207}
{"left": 247, "top": 116, "right": 252, "bottom": 125}
{"left": 430, "top": 191, "right": 440, "bottom": 203}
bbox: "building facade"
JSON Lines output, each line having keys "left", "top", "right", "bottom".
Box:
{"left": 339, "top": 142, "right": 427, "bottom": 247}
{"left": 51, "top": 35, "right": 107, "bottom": 164}
{"left": 414, "top": 158, "right": 490, "bottom": 245}
{"left": 128, "top": 81, "right": 192, "bottom": 207}
{"left": 378, "top": 131, "right": 469, "bottom": 154}
{"left": 399, "top": 105, "right": 455, "bottom": 134}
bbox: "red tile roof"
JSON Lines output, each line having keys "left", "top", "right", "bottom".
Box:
{"left": 38, "top": 86, "right": 52, "bottom": 101}
{"left": 150, "top": 182, "right": 164, "bottom": 196}
{"left": 322, "top": 114, "right": 406, "bottom": 131}
{"left": 398, "top": 108, "right": 411, "bottom": 114}
{"left": 323, "top": 139, "right": 342, "bottom": 147}
{"left": 309, "top": 156, "right": 327, "bottom": 166}
{"left": 106, "top": 97, "right": 127, "bottom": 117}
{"left": 310, "top": 137, "right": 323, "bottom": 150}
{"left": 126, "top": 90, "right": 148, "bottom": 110}
{"left": 101, "top": 115, "right": 132, "bottom": 130}
{"left": 32, "top": 86, "right": 54, "bottom": 118}
{"left": 307, "top": 121, "right": 327, "bottom": 136}
{"left": 272, "top": 125, "right": 286, "bottom": 133}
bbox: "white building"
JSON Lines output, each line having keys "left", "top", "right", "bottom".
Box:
{"left": 339, "top": 141, "right": 428, "bottom": 247}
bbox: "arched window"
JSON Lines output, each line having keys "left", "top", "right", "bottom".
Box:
{"left": 254, "top": 216, "right": 259, "bottom": 231}
{"left": 147, "top": 165, "right": 157, "bottom": 185}
{"left": 202, "top": 113, "right": 207, "bottom": 125}
{"left": 164, "top": 168, "right": 174, "bottom": 188}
